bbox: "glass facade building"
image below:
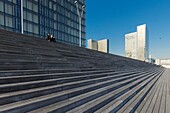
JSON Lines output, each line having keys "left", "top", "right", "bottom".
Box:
{"left": 0, "top": 0, "right": 86, "bottom": 47}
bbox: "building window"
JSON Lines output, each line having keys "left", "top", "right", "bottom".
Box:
{"left": 33, "top": 25, "right": 38, "bottom": 34}
{"left": 33, "top": 14, "right": 38, "bottom": 23}
{"left": 5, "top": 16, "right": 13, "bottom": 27}
{"left": 27, "top": 1, "right": 33, "bottom": 10}
{"left": 27, "top": 12, "right": 33, "bottom": 21}
{"left": 49, "top": 1, "right": 52, "bottom": 9}
{"left": 54, "top": 22, "right": 57, "bottom": 29}
{"left": 0, "top": 13, "right": 4, "bottom": 25}
{"left": 23, "top": 10, "right": 26, "bottom": 19}
{"left": 13, "top": 0, "right": 16, "bottom": 4}
{"left": 5, "top": 3, "right": 13, "bottom": 15}
{"left": 0, "top": 1, "right": 4, "bottom": 12}
{"left": 24, "top": 22, "right": 27, "bottom": 31}
{"left": 33, "top": 3, "right": 38, "bottom": 12}
{"left": 27, "top": 23, "right": 33, "bottom": 32}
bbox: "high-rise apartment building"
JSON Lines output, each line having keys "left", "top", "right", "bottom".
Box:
{"left": 0, "top": 0, "right": 86, "bottom": 47}
{"left": 125, "top": 24, "right": 149, "bottom": 61}
{"left": 88, "top": 39, "right": 109, "bottom": 53}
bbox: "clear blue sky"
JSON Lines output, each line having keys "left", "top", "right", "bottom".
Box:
{"left": 86, "top": 0, "right": 170, "bottom": 59}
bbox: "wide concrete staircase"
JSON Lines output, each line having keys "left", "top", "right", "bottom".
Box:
{"left": 0, "top": 29, "right": 166, "bottom": 113}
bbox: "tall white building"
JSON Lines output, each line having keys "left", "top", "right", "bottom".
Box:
{"left": 88, "top": 39, "right": 109, "bottom": 53}
{"left": 125, "top": 24, "right": 149, "bottom": 61}
{"left": 125, "top": 32, "right": 137, "bottom": 59}
{"left": 137, "top": 24, "right": 149, "bottom": 61}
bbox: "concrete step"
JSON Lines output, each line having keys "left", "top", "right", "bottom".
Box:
{"left": 0, "top": 70, "right": 143, "bottom": 106}
{"left": 0, "top": 68, "right": 112, "bottom": 77}
{"left": 0, "top": 52, "right": 36, "bottom": 60}
{"left": 0, "top": 48, "right": 32, "bottom": 55}
{"left": 105, "top": 69, "right": 164, "bottom": 113}
{"left": 135, "top": 69, "right": 168, "bottom": 113}
{"left": 0, "top": 69, "right": 115, "bottom": 84}
{"left": 0, "top": 70, "right": 138, "bottom": 94}
{"left": 0, "top": 63, "right": 42, "bottom": 70}
{"left": 57, "top": 70, "right": 161, "bottom": 113}
{"left": 120, "top": 72, "right": 163, "bottom": 113}
{"left": 98, "top": 69, "right": 164, "bottom": 113}
{"left": 0, "top": 70, "right": 157, "bottom": 112}
{"left": 15, "top": 70, "right": 162, "bottom": 113}
{"left": 67, "top": 70, "right": 163, "bottom": 113}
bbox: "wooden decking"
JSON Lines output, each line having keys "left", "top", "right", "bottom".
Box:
{"left": 111, "top": 69, "right": 170, "bottom": 113}
{"left": 135, "top": 68, "right": 170, "bottom": 113}
{"left": 0, "top": 29, "right": 169, "bottom": 113}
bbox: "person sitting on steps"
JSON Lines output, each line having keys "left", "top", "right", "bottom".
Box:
{"left": 46, "top": 34, "right": 51, "bottom": 41}
{"left": 46, "top": 34, "right": 56, "bottom": 42}
{"left": 50, "top": 35, "right": 56, "bottom": 42}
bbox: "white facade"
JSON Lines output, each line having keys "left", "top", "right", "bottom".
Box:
{"left": 88, "top": 39, "right": 98, "bottom": 51}
{"left": 98, "top": 39, "right": 109, "bottom": 53}
{"left": 125, "top": 32, "right": 137, "bottom": 59}
{"left": 137, "top": 24, "right": 149, "bottom": 61}
{"left": 88, "top": 39, "right": 109, "bottom": 53}
{"left": 155, "top": 59, "right": 170, "bottom": 68}
{"left": 125, "top": 24, "right": 149, "bottom": 61}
